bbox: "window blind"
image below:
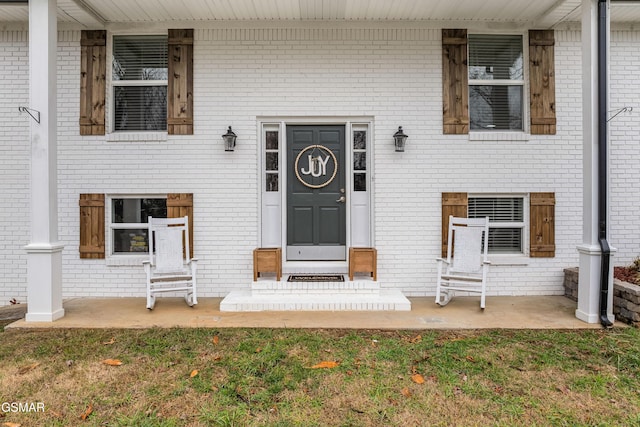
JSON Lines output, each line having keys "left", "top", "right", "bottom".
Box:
{"left": 468, "top": 35, "right": 523, "bottom": 81}
{"left": 113, "top": 35, "right": 168, "bottom": 81}
{"left": 468, "top": 34, "right": 524, "bottom": 131}
{"left": 469, "top": 197, "right": 523, "bottom": 222}
{"left": 113, "top": 35, "right": 168, "bottom": 131}
{"left": 469, "top": 197, "right": 524, "bottom": 253}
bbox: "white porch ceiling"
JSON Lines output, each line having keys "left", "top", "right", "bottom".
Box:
{"left": 0, "top": 0, "right": 638, "bottom": 28}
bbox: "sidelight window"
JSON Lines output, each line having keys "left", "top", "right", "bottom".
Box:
{"left": 353, "top": 130, "right": 367, "bottom": 192}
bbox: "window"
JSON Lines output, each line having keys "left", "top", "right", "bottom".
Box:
{"left": 111, "top": 198, "right": 167, "bottom": 254}
{"left": 442, "top": 192, "right": 554, "bottom": 258}
{"left": 353, "top": 130, "right": 367, "bottom": 191}
{"left": 468, "top": 196, "right": 524, "bottom": 254}
{"left": 265, "top": 130, "right": 279, "bottom": 192}
{"left": 112, "top": 35, "right": 168, "bottom": 131}
{"left": 468, "top": 35, "right": 524, "bottom": 131}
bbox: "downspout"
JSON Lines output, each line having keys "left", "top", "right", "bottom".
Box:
{"left": 597, "top": 0, "right": 614, "bottom": 328}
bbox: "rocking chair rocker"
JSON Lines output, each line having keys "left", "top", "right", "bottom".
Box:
{"left": 143, "top": 216, "right": 197, "bottom": 310}
{"left": 435, "top": 216, "right": 490, "bottom": 309}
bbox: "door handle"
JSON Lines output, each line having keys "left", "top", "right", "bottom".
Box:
{"left": 336, "top": 196, "right": 346, "bottom": 203}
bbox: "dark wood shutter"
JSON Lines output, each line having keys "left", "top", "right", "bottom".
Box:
{"left": 79, "top": 194, "right": 105, "bottom": 259}
{"left": 442, "top": 29, "right": 469, "bottom": 135}
{"left": 441, "top": 192, "right": 468, "bottom": 257}
{"left": 530, "top": 192, "right": 555, "bottom": 257}
{"left": 167, "top": 193, "right": 194, "bottom": 258}
{"left": 529, "top": 30, "right": 556, "bottom": 135}
{"left": 167, "top": 29, "right": 194, "bottom": 135}
{"left": 80, "top": 30, "right": 106, "bottom": 135}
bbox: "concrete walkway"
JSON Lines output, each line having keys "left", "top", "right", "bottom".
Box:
{"left": 5, "top": 296, "right": 608, "bottom": 330}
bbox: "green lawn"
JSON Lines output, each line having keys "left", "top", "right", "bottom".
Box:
{"left": 0, "top": 325, "right": 638, "bottom": 426}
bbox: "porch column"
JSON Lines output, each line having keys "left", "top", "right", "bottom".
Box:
{"left": 24, "top": 0, "right": 64, "bottom": 322}
{"left": 576, "top": 0, "right": 614, "bottom": 323}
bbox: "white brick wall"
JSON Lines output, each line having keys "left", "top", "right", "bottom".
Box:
{"left": 0, "top": 32, "right": 29, "bottom": 306}
{"left": 610, "top": 30, "right": 640, "bottom": 264}
{"left": 1, "top": 26, "right": 639, "bottom": 306}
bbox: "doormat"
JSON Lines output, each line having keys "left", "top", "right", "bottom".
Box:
{"left": 287, "top": 274, "right": 345, "bottom": 282}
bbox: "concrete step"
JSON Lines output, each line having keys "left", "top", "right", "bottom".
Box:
{"left": 219, "top": 288, "right": 411, "bottom": 312}
{"left": 252, "top": 278, "right": 380, "bottom": 295}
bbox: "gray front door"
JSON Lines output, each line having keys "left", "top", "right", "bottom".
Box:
{"left": 287, "top": 125, "right": 346, "bottom": 261}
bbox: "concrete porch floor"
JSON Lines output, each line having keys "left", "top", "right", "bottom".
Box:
{"left": 5, "top": 296, "right": 610, "bottom": 330}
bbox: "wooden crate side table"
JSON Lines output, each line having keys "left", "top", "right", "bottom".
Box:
{"left": 253, "top": 248, "right": 282, "bottom": 281}
{"left": 349, "top": 248, "right": 377, "bottom": 281}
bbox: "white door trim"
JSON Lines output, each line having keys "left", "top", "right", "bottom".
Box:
{"left": 258, "top": 116, "right": 374, "bottom": 274}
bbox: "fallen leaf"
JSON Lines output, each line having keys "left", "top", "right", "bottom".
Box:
{"left": 18, "top": 362, "right": 40, "bottom": 374}
{"left": 102, "top": 359, "right": 123, "bottom": 366}
{"left": 310, "top": 361, "right": 339, "bottom": 369}
{"left": 411, "top": 373, "right": 425, "bottom": 384}
{"left": 66, "top": 360, "right": 74, "bottom": 367}
{"left": 190, "top": 369, "right": 199, "bottom": 378}
{"left": 461, "top": 373, "right": 468, "bottom": 382}
{"left": 3, "top": 422, "right": 22, "bottom": 427}
{"left": 401, "top": 387, "right": 412, "bottom": 397}
{"left": 50, "top": 410, "right": 64, "bottom": 418}
{"left": 255, "top": 347, "right": 262, "bottom": 353}
{"left": 466, "top": 355, "right": 476, "bottom": 362}
{"left": 103, "top": 337, "right": 116, "bottom": 345}
{"left": 409, "top": 334, "right": 422, "bottom": 343}
{"left": 556, "top": 384, "right": 570, "bottom": 394}
{"left": 80, "top": 404, "right": 93, "bottom": 420}
{"left": 212, "top": 335, "right": 219, "bottom": 345}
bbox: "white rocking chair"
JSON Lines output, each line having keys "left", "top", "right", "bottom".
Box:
{"left": 143, "top": 216, "right": 197, "bottom": 310}
{"left": 435, "top": 216, "right": 490, "bottom": 309}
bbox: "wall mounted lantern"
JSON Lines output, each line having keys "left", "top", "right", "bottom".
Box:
{"left": 222, "top": 126, "right": 237, "bottom": 151}
{"left": 393, "top": 126, "right": 408, "bottom": 152}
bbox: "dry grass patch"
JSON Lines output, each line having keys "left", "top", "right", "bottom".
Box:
{"left": 0, "top": 327, "right": 639, "bottom": 426}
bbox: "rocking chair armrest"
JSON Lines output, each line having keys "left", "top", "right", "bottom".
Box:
{"left": 188, "top": 259, "right": 198, "bottom": 275}
{"left": 435, "top": 258, "right": 451, "bottom": 265}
